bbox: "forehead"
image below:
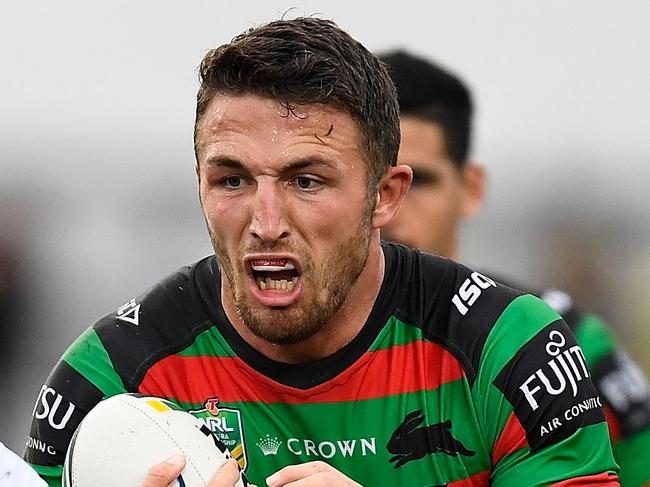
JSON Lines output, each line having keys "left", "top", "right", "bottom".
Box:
{"left": 398, "top": 116, "right": 457, "bottom": 171}
{"left": 196, "top": 93, "right": 363, "bottom": 164}
{"left": 399, "top": 117, "right": 448, "bottom": 158}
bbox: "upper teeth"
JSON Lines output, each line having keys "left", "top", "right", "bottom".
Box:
{"left": 252, "top": 261, "right": 295, "bottom": 271}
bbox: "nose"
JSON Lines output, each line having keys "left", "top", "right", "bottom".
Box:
{"left": 249, "top": 177, "right": 290, "bottom": 242}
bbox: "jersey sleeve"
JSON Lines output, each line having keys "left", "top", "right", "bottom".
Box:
{"left": 23, "top": 260, "right": 213, "bottom": 487}
{"left": 575, "top": 314, "right": 650, "bottom": 487}
{"left": 23, "top": 326, "right": 128, "bottom": 487}
{"left": 471, "top": 294, "right": 620, "bottom": 486}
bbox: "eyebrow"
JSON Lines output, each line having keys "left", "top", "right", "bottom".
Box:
{"left": 204, "top": 155, "right": 339, "bottom": 173}
{"left": 204, "top": 157, "right": 246, "bottom": 170}
{"left": 281, "top": 156, "right": 338, "bottom": 172}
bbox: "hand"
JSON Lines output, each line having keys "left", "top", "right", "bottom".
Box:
{"left": 265, "top": 461, "right": 362, "bottom": 487}
{"left": 140, "top": 454, "right": 243, "bottom": 487}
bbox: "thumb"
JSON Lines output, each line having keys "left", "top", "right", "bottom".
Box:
{"left": 140, "top": 453, "right": 186, "bottom": 487}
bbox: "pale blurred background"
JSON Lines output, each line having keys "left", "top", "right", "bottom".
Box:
{"left": 1, "top": 0, "right": 649, "bottom": 453}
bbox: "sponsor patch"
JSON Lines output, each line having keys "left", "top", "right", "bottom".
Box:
{"left": 189, "top": 399, "right": 248, "bottom": 471}
{"left": 256, "top": 435, "right": 282, "bottom": 456}
{"left": 25, "top": 361, "right": 104, "bottom": 465}
{"left": 493, "top": 320, "right": 604, "bottom": 451}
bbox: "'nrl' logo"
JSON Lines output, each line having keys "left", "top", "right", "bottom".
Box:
{"left": 189, "top": 398, "right": 248, "bottom": 471}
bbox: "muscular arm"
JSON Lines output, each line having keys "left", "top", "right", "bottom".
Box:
{"left": 473, "top": 295, "right": 619, "bottom": 486}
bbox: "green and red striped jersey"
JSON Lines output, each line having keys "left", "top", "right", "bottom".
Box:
{"left": 25, "top": 243, "right": 619, "bottom": 486}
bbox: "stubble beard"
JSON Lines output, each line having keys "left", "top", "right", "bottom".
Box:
{"left": 210, "top": 212, "right": 373, "bottom": 346}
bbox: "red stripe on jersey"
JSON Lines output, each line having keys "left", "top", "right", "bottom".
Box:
{"left": 447, "top": 470, "right": 490, "bottom": 486}
{"left": 139, "top": 340, "right": 465, "bottom": 404}
{"left": 550, "top": 472, "right": 619, "bottom": 486}
{"left": 603, "top": 405, "right": 622, "bottom": 441}
{"left": 491, "top": 411, "right": 528, "bottom": 465}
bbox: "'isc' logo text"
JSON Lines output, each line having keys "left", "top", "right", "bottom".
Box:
{"left": 32, "top": 385, "right": 76, "bottom": 430}
{"left": 452, "top": 272, "right": 496, "bottom": 316}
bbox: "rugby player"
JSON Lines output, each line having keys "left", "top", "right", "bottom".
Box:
{"left": 26, "top": 18, "right": 619, "bottom": 487}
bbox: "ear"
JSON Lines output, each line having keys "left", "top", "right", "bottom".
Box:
{"left": 372, "top": 164, "right": 413, "bottom": 229}
{"left": 460, "top": 163, "right": 486, "bottom": 218}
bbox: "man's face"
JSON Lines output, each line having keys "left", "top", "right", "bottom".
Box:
{"left": 381, "top": 116, "right": 481, "bottom": 259}
{"left": 195, "top": 94, "right": 373, "bottom": 345}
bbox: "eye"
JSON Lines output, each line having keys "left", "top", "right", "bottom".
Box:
{"left": 293, "top": 176, "right": 319, "bottom": 191}
{"left": 223, "top": 176, "right": 244, "bottom": 188}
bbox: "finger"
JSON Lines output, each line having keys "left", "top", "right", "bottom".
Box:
{"left": 140, "top": 453, "right": 186, "bottom": 487}
{"left": 207, "top": 458, "right": 242, "bottom": 487}
{"left": 266, "top": 461, "right": 332, "bottom": 487}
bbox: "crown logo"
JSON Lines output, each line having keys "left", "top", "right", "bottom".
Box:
{"left": 256, "top": 434, "right": 282, "bottom": 456}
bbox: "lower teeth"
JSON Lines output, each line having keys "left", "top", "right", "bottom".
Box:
{"left": 258, "top": 277, "right": 298, "bottom": 291}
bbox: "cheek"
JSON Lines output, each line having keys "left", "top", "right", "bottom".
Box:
{"left": 306, "top": 198, "right": 364, "bottom": 236}
{"left": 201, "top": 195, "right": 247, "bottom": 236}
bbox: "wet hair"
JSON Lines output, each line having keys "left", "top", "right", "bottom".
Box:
{"left": 378, "top": 50, "right": 473, "bottom": 168}
{"left": 195, "top": 17, "right": 400, "bottom": 193}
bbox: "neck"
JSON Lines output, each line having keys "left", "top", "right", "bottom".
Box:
{"left": 222, "top": 234, "right": 385, "bottom": 364}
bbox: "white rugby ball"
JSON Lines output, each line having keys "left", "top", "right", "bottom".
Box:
{"left": 62, "top": 393, "right": 247, "bottom": 487}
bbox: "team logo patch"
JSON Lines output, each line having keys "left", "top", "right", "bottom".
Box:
{"left": 493, "top": 320, "right": 605, "bottom": 451}
{"left": 386, "top": 409, "right": 474, "bottom": 468}
{"left": 189, "top": 399, "right": 248, "bottom": 470}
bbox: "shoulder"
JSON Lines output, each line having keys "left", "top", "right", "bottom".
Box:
{"left": 24, "top": 257, "right": 222, "bottom": 470}
{"left": 70, "top": 256, "right": 219, "bottom": 390}
{"left": 88, "top": 255, "right": 220, "bottom": 390}
{"left": 481, "top": 270, "right": 585, "bottom": 332}
{"left": 385, "top": 244, "right": 531, "bottom": 384}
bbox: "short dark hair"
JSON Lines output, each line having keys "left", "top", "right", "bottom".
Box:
{"left": 195, "top": 17, "right": 400, "bottom": 193}
{"left": 378, "top": 50, "right": 473, "bottom": 168}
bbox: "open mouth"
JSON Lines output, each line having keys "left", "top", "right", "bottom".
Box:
{"left": 250, "top": 258, "right": 300, "bottom": 291}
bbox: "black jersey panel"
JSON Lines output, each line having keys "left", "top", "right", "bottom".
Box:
{"left": 481, "top": 271, "right": 584, "bottom": 333}
{"left": 24, "top": 360, "right": 103, "bottom": 466}
{"left": 94, "top": 257, "right": 216, "bottom": 390}
{"left": 493, "top": 319, "right": 604, "bottom": 452}
{"left": 393, "top": 252, "right": 526, "bottom": 386}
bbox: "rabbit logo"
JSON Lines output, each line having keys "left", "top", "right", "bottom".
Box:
{"left": 386, "top": 409, "right": 475, "bottom": 468}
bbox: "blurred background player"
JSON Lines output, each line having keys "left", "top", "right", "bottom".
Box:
{"left": 379, "top": 50, "right": 650, "bottom": 487}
